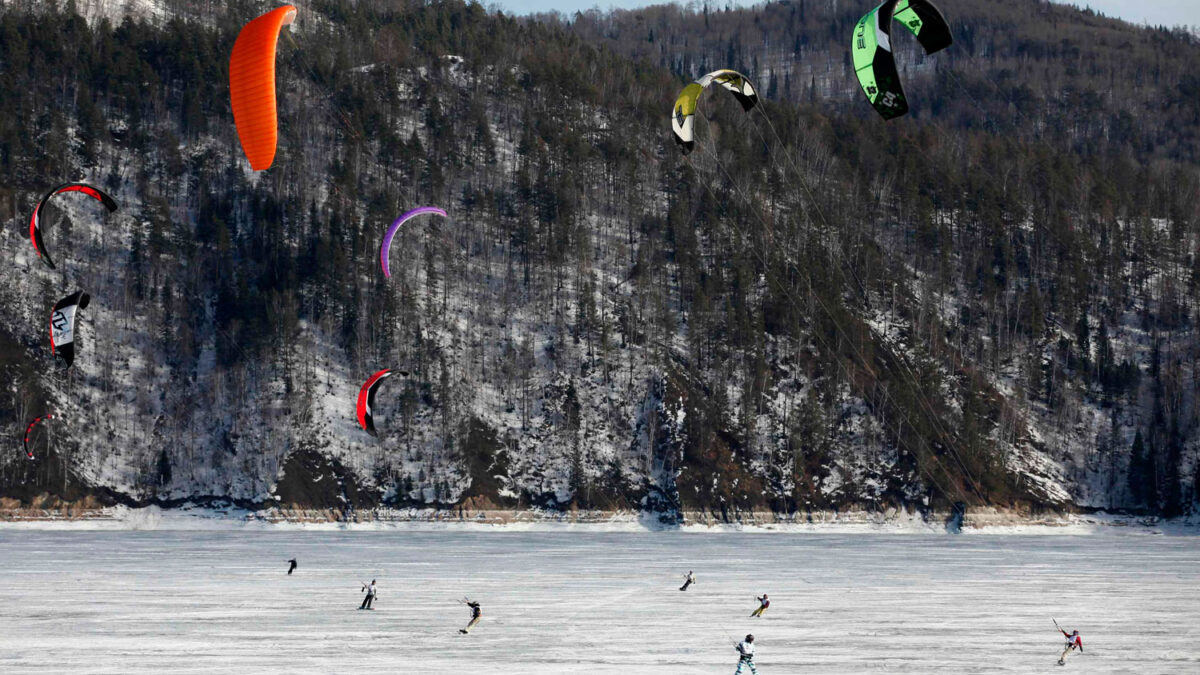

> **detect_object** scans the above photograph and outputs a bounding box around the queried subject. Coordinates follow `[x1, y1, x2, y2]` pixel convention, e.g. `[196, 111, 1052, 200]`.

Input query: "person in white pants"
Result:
[734, 634, 758, 674]
[1058, 628, 1082, 665]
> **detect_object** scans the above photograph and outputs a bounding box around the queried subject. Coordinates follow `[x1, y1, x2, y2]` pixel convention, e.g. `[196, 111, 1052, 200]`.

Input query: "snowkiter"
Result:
[360, 580, 377, 610]
[680, 571, 696, 591]
[459, 600, 482, 634]
[734, 634, 758, 674]
[287, 558, 297, 575]
[750, 594, 769, 617]
[1058, 628, 1082, 665]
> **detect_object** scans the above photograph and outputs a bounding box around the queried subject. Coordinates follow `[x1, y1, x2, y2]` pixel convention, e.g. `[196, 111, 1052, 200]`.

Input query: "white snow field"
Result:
[0, 529, 1197, 674]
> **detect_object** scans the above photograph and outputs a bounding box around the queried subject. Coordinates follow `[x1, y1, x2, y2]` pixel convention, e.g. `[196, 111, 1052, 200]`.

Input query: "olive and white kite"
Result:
[29, 183, 118, 269]
[379, 207, 448, 278]
[50, 291, 90, 369]
[852, 0, 952, 120]
[671, 69, 759, 155]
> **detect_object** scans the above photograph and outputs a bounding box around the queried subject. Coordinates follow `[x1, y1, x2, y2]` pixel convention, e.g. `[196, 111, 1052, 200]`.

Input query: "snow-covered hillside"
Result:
[0, 1, 1196, 520]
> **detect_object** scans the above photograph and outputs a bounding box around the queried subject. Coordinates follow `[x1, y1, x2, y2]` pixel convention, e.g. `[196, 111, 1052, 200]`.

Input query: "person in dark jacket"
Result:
[360, 580, 377, 609]
[459, 600, 482, 634]
[679, 570, 696, 591]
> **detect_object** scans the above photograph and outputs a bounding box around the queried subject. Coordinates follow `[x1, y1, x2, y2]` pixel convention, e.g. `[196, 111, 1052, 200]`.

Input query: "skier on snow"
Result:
[734, 634, 758, 674]
[680, 570, 696, 591]
[1057, 628, 1082, 665]
[459, 599, 482, 634]
[360, 580, 377, 610]
[286, 558, 297, 575]
[750, 594, 769, 617]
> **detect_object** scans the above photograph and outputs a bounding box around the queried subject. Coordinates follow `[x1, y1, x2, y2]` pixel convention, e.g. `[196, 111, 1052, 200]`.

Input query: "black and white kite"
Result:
[50, 291, 90, 368]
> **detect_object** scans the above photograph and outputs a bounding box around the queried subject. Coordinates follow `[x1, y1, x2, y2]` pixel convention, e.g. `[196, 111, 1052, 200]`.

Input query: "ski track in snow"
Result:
[0, 531, 1197, 673]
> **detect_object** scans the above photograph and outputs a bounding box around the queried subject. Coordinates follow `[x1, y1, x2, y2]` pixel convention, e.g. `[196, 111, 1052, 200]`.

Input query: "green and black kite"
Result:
[852, 0, 952, 120]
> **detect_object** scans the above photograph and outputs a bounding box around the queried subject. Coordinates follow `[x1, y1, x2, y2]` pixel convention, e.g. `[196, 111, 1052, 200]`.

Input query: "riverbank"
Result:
[0, 500, 1193, 533]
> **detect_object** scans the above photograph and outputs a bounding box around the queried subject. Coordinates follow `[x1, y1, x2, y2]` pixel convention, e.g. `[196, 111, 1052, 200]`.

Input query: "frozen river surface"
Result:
[0, 528, 1197, 673]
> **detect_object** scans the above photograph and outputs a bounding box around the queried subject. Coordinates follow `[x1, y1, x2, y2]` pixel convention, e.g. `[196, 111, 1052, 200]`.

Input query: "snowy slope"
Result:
[0, 1, 1195, 520]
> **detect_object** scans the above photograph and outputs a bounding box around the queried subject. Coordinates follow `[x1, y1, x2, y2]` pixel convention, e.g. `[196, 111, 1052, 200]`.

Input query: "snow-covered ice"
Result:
[0, 529, 1197, 673]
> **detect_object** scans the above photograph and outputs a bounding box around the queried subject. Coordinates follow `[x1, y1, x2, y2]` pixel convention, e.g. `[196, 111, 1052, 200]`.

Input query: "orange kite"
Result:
[230, 5, 297, 171]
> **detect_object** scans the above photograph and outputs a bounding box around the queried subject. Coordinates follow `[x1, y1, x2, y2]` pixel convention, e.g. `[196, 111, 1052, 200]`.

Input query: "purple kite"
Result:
[379, 207, 447, 278]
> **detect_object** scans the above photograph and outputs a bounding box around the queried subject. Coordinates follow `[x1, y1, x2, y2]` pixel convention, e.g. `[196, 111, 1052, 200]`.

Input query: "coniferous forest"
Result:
[1, 0, 1197, 521]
